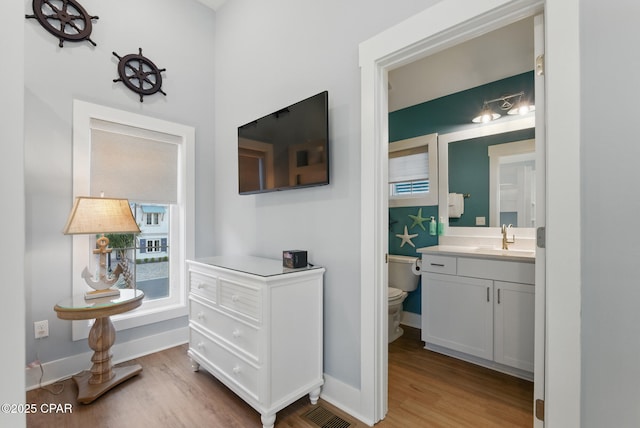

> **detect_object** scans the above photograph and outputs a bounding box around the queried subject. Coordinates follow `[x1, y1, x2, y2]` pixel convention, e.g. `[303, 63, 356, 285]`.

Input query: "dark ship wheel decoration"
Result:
[113, 49, 167, 102]
[25, 0, 98, 47]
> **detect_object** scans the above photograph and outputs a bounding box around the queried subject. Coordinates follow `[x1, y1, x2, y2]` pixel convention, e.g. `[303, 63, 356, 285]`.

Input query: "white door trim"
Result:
[359, 0, 581, 426]
[533, 13, 546, 428]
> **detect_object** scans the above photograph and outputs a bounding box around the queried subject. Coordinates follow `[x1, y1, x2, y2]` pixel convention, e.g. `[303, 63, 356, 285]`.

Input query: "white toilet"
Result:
[388, 254, 420, 343]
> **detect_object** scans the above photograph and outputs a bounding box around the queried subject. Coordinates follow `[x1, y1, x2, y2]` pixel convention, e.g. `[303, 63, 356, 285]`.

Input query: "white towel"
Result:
[448, 193, 464, 218]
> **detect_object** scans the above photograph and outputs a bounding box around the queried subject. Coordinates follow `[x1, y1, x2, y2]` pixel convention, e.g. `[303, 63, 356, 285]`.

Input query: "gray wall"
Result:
[1, 3, 26, 427]
[23, 0, 216, 364]
[21, 0, 436, 395]
[211, 0, 436, 388]
[581, 1, 640, 426]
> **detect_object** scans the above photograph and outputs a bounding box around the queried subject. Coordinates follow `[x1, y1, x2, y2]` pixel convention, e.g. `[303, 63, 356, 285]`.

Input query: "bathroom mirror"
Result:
[437, 115, 536, 228]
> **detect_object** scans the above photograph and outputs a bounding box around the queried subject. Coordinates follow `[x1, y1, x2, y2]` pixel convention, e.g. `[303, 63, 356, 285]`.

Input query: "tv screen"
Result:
[238, 91, 329, 194]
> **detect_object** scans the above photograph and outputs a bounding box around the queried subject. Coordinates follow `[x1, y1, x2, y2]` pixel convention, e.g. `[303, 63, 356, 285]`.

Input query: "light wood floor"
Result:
[26, 326, 532, 427]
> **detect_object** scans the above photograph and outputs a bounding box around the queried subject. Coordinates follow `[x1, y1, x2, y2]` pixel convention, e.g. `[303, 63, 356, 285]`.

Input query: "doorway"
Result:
[355, 0, 582, 426]
[388, 11, 543, 424]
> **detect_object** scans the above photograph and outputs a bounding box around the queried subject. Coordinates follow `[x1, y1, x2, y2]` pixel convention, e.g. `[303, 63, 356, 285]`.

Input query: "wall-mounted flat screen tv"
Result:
[238, 91, 329, 194]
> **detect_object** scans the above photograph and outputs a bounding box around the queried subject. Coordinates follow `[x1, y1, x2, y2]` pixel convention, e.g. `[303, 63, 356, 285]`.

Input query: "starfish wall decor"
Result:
[408, 207, 429, 231]
[395, 225, 418, 248]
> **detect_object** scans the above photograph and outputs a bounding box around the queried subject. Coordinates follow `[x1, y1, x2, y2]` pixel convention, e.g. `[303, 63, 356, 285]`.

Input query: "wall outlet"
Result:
[34, 320, 49, 339]
[475, 216, 486, 226]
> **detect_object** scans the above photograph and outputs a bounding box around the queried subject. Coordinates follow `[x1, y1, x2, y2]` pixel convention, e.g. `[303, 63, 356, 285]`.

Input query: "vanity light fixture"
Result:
[507, 97, 536, 116]
[472, 91, 535, 123]
[472, 102, 502, 123]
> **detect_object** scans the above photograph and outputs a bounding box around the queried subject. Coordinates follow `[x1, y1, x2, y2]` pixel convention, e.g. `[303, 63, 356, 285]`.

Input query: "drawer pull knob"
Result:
[232, 365, 241, 375]
[231, 294, 240, 302]
[197, 311, 205, 321]
[196, 282, 205, 289]
[197, 341, 205, 349]
[232, 329, 241, 338]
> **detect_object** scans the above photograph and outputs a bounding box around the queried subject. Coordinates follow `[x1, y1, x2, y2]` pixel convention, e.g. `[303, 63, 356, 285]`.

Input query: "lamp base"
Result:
[84, 288, 120, 300]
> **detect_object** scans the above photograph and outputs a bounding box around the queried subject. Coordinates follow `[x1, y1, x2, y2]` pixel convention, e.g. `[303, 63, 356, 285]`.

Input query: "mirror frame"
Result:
[437, 114, 535, 233]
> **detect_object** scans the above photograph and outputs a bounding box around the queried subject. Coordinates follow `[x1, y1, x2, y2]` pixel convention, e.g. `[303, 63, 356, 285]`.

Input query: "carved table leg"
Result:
[72, 316, 142, 404]
[88, 316, 115, 383]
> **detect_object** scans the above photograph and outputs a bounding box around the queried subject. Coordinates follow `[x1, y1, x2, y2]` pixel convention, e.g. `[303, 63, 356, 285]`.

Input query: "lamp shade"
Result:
[472, 105, 501, 123]
[63, 196, 141, 235]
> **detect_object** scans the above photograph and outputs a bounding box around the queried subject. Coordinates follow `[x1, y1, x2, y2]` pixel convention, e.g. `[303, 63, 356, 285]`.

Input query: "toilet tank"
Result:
[388, 254, 420, 292]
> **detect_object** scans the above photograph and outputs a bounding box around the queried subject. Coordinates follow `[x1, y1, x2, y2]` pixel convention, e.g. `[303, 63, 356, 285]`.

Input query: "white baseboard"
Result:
[401, 311, 421, 329]
[25, 326, 189, 391]
[320, 374, 372, 426]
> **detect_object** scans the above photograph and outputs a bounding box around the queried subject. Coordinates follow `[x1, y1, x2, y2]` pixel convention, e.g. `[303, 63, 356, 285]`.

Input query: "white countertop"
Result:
[418, 244, 535, 263]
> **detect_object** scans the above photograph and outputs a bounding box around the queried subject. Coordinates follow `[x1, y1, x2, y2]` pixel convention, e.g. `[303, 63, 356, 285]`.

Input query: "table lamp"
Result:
[63, 196, 141, 299]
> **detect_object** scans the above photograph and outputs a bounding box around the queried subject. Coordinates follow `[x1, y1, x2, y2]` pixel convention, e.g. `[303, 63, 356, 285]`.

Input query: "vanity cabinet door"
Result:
[422, 272, 494, 360]
[493, 281, 535, 372]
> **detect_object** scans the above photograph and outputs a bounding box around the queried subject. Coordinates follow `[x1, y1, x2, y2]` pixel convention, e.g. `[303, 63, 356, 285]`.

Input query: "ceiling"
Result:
[195, 0, 228, 11]
[388, 16, 534, 112]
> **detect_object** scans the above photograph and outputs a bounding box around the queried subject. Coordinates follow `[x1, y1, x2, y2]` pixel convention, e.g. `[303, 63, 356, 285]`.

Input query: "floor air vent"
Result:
[303, 405, 351, 428]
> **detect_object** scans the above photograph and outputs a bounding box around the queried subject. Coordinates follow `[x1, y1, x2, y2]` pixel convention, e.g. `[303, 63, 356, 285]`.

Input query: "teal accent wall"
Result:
[389, 206, 439, 314]
[389, 71, 535, 141]
[389, 71, 535, 314]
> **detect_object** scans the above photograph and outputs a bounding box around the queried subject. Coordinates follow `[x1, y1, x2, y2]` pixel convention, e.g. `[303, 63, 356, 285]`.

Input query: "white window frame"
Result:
[71, 100, 194, 341]
[388, 133, 438, 207]
[147, 212, 160, 226]
[146, 239, 162, 253]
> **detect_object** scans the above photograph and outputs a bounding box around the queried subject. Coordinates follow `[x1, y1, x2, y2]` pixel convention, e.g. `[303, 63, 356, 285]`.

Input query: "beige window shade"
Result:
[90, 128, 178, 204]
[388, 145, 429, 184]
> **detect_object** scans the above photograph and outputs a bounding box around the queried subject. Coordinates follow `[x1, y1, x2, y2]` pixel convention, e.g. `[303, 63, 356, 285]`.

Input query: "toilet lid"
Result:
[388, 287, 405, 300]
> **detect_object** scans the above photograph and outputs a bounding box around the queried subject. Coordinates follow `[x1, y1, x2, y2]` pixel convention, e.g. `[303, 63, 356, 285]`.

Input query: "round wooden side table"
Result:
[54, 289, 144, 404]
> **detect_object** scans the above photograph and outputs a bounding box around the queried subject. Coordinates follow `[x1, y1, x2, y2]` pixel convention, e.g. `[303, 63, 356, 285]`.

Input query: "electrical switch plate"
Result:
[475, 216, 486, 226]
[34, 320, 49, 339]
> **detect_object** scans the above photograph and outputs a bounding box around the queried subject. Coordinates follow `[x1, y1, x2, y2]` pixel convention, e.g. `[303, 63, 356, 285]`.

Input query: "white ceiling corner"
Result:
[195, 0, 228, 11]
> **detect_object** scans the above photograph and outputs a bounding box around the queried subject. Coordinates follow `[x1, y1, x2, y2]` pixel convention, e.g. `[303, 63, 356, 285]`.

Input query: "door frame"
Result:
[358, 0, 581, 426]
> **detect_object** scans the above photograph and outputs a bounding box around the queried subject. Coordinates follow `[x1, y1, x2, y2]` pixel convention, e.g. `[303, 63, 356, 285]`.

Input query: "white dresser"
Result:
[187, 256, 325, 428]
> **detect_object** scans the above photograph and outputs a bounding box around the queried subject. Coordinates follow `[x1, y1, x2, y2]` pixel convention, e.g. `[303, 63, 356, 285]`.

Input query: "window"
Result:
[146, 213, 159, 225]
[388, 133, 438, 207]
[71, 100, 194, 340]
[146, 239, 161, 253]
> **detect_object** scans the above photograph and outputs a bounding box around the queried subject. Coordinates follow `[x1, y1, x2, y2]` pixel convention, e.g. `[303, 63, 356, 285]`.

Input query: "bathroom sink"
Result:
[473, 247, 535, 258]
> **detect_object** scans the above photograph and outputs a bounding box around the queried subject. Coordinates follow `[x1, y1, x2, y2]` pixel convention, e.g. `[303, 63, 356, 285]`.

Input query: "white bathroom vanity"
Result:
[418, 245, 535, 379]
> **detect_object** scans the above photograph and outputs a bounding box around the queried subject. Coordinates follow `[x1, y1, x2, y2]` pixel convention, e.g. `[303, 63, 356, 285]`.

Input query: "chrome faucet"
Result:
[501, 224, 516, 250]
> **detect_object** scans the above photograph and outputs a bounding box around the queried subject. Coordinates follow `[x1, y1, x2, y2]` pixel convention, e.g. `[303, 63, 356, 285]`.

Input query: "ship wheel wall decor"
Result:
[26, 0, 98, 47]
[113, 49, 167, 102]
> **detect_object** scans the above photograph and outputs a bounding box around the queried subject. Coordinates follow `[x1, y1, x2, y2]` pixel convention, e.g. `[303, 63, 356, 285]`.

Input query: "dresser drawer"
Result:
[190, 328, 259, 400]
[421, 254, 457, 275]
[189, 297, 259, 360]
[219, 278, 261, 322]
[189, 271, 217, 302]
